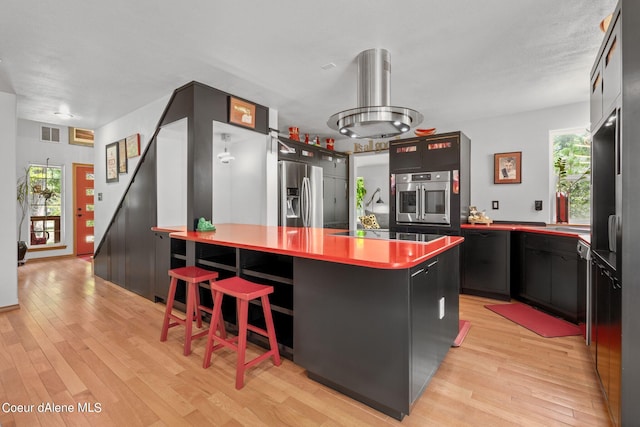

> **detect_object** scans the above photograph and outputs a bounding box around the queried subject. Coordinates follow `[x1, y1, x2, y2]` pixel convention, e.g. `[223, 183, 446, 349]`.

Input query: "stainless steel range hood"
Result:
[327, 48, 423, 139]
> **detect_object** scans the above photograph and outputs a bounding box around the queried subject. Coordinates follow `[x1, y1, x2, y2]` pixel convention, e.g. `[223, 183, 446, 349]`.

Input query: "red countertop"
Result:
[461, 223, 590, 244]
[167, 224, 464, 270]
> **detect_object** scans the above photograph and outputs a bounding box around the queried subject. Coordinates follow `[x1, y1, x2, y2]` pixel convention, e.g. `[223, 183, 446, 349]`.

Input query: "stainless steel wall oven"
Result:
[395, 171, 450, 225]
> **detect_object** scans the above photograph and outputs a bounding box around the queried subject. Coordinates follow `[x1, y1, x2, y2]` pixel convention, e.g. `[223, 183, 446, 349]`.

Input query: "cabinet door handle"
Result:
[411, 268, 425, 277]
[427, 259, 439, 268]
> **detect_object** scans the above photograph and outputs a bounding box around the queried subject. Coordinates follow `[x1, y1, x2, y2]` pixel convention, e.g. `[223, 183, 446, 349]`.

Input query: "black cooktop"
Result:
[331, 230, 443, 242]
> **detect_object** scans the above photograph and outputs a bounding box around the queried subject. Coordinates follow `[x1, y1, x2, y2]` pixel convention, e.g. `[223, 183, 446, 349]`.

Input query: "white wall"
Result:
[212, 122, 272, 225]
[338, 102, 589, 224]
[94, 93, 170, 246]
[15, 119, 94, 260]
[2, 91, 18, 308]
[156, 118, 188, 227]
[349, 151, 389, 229]
[440, 102, 589, 222]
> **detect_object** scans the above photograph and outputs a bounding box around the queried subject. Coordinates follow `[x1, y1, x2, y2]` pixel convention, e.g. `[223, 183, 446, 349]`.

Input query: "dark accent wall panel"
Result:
[94, 81, 270, 301]
[621, 0, 640, 423]
[124, 143, 157, 300]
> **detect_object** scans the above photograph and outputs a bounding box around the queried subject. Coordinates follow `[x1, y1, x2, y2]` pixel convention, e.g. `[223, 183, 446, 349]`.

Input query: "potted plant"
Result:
[554, 157, 590, 223]
[355, 177, 367, 218]
[16, 168, 29, 264]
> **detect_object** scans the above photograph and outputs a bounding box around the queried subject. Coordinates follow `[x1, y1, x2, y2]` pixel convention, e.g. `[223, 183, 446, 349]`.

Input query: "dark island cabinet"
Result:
[461, 229, 511, 300]
[153, 231, 172, 302]
[516, 233, 582, 323]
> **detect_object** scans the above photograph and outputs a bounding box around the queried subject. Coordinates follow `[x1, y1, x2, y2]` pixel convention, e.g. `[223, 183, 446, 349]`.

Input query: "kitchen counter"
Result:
[168, 223, 463, 269]
[162, 223, 462, 420]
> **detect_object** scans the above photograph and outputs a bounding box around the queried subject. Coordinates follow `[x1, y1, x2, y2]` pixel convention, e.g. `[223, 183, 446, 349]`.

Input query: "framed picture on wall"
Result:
[118, 139, 127, 174]
[494, 151, 522, 184]
[229, 96, 256, 129]
[126, 133, 140, 158]
[106, 142, 119, 183]
[68, 127, 95, 146]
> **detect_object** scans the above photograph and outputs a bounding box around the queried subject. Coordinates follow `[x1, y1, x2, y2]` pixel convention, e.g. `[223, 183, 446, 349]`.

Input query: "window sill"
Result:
[28, 245, 67, 252]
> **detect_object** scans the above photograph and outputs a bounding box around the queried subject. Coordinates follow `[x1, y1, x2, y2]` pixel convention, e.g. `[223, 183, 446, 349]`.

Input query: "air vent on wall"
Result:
[40, 125, 61, 143]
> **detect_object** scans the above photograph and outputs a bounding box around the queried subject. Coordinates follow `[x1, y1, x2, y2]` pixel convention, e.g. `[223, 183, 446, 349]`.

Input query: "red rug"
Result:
[485, 303, 582, 338]
[78, 255, 93, 262]
[453, 319, 471, 347]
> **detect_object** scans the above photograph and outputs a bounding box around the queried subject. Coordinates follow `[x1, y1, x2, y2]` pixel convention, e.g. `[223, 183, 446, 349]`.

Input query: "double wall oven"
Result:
[395, 171, 450, 226]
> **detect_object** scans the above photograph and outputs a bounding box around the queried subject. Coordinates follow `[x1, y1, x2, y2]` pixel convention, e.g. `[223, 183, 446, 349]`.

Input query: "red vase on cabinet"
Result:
[556, 192, 569, 223]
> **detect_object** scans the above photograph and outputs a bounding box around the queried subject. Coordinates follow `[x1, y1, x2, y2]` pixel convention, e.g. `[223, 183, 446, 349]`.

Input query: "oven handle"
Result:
[418, 185, 424, 220]
[444, 182, 451, 223]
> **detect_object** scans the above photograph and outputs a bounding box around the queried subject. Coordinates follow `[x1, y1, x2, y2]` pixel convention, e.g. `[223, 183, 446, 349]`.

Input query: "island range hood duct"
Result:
[328, 48, 423, 139]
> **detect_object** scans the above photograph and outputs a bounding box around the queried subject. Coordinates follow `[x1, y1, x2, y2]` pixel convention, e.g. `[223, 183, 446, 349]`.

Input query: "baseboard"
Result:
[0, 304, 20, 313]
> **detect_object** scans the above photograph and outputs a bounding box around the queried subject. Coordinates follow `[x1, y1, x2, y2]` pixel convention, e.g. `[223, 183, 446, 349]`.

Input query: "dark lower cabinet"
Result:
[592, 252, 621, 425]
[153, 231, 171, 302]
[517, 233, 582, 323]
[461, 230, 510, 300]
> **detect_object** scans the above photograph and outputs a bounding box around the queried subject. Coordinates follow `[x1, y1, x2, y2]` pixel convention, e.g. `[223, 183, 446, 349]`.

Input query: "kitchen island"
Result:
[165, 224, 464, 420]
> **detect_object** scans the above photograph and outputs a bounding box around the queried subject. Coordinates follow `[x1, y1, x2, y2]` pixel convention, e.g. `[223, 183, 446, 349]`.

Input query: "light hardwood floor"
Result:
[1, 257, 610, 426]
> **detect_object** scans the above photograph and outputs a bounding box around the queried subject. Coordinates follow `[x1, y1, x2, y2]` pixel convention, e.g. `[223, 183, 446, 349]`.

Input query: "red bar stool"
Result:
[202, 276, 281, 389]
[160, 266, 226, 356]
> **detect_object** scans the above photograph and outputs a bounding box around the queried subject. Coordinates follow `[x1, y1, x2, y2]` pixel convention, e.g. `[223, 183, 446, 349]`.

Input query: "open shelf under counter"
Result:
[196, 243, 238, 272]
[240, 249, 293, 285]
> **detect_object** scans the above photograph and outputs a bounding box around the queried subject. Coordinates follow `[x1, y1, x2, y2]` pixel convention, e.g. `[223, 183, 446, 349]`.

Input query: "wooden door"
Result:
[74, 163, 95, 255]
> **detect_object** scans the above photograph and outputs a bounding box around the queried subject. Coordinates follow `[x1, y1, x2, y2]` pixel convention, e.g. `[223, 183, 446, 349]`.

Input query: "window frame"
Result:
[27, 163, 65, 248]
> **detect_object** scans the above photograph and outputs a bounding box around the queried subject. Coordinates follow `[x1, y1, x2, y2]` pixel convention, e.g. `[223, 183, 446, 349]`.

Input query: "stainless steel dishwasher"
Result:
[577, 239, 591, 345]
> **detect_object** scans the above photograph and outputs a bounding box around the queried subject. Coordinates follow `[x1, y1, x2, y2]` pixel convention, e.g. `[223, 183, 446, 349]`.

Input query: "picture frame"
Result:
[229, 96, 256, 129]
[494, 151, 522, 184]
[106, 142, 119, 183]
[68, 127, 94, 147]
[125, 133, 140, 158]
[118, 139, 127, 174]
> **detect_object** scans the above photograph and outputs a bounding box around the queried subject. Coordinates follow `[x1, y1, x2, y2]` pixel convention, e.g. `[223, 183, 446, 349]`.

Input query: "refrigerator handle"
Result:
[307, 177, 313, 227]
[302, 177, 310, 227]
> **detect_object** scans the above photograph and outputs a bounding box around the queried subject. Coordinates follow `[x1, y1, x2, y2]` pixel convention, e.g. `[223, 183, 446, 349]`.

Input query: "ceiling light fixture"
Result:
[217, 133, 235, 163]
[54, 111, 74, 119]
[328, 48, 423, 139]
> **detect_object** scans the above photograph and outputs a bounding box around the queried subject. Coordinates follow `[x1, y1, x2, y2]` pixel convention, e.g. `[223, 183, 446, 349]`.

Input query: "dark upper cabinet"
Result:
[591, 9, 621, 131]
[389, 139, 424, 172]
[389, 133, 465, 173]
[317, 149, 348, 178]
[461, 229, 511, 300]
[602, 15, 621, 121]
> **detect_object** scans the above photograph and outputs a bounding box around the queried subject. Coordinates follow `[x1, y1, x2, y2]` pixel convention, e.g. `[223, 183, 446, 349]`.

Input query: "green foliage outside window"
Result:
[552, 130, 590, 224]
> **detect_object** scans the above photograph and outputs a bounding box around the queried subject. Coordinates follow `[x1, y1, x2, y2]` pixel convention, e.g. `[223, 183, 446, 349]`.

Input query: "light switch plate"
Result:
[492, 200, 499, 209]
[535, 200, 543, 210]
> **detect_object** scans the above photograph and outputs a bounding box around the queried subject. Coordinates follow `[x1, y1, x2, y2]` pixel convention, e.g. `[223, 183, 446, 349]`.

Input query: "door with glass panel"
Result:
[74, 163, 95, 255]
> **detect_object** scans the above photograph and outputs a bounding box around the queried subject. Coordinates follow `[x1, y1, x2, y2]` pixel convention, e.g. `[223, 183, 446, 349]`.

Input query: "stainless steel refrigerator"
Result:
[278, 160, 323, 227]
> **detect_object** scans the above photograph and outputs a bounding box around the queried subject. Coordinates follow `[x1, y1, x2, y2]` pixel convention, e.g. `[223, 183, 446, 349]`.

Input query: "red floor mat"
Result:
[485, 303, 582, 338]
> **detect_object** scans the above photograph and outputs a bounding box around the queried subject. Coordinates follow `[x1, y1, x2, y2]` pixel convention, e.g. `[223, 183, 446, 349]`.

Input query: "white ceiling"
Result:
[0, 0, 616, 139]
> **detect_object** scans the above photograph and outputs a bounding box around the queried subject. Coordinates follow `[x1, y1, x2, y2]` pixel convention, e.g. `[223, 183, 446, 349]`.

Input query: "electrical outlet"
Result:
[492, 200, 499, 209]
[535, 200, 543, 211]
